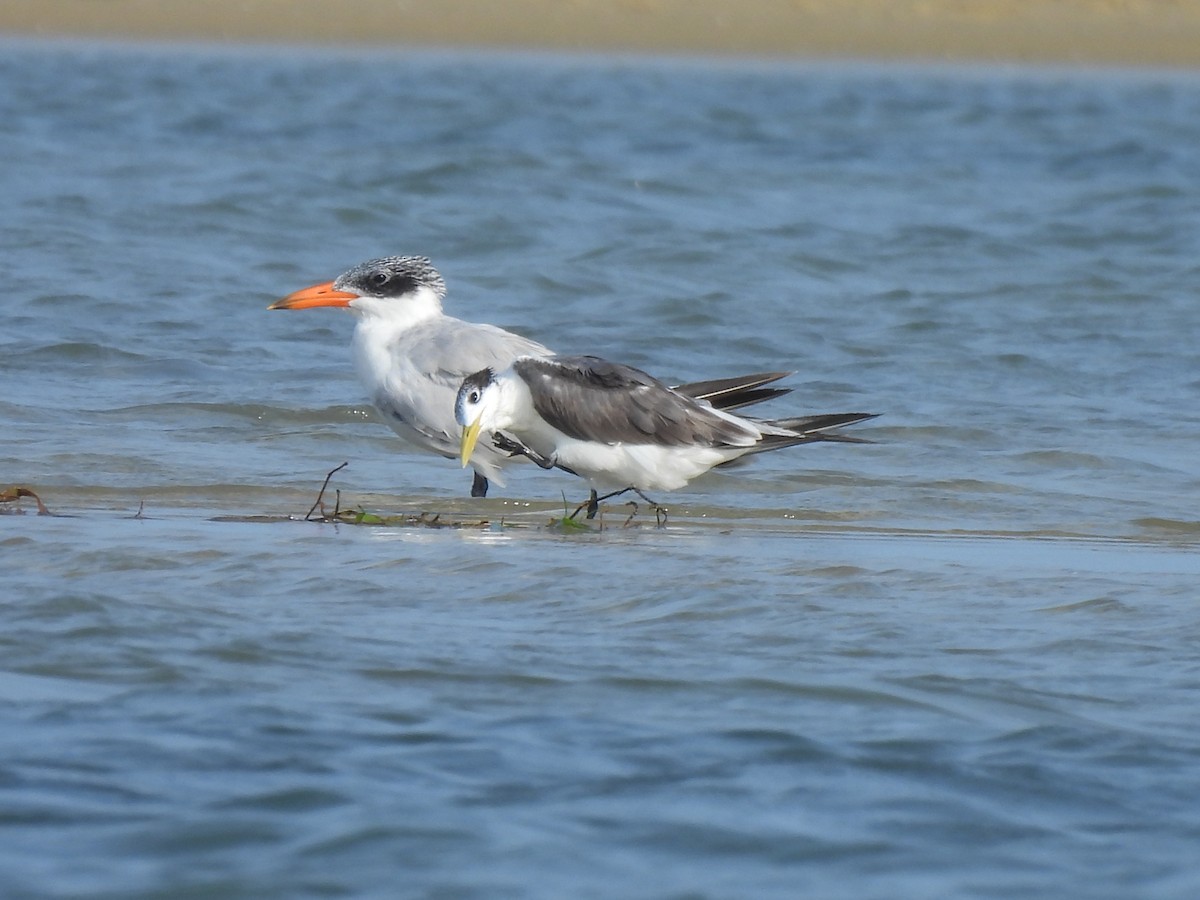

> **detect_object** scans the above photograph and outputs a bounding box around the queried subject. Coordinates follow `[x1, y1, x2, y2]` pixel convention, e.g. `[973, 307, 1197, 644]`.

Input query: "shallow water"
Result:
[3, 40, 1200, 898]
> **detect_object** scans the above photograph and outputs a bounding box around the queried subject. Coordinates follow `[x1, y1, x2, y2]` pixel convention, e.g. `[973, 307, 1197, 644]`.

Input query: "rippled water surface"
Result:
[3, 40, 1200, 898]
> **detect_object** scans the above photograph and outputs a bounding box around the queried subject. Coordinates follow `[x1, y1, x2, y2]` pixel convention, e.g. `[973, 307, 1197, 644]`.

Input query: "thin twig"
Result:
[306, 462, 349, 521]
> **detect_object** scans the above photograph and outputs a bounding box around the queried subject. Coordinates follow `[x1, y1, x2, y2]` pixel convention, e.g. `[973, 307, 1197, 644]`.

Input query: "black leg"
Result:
[470, 472, 488, 497]
[491, 432, 566, 471]
[567, 489, 601, 521]
[567, 490, 593, 520]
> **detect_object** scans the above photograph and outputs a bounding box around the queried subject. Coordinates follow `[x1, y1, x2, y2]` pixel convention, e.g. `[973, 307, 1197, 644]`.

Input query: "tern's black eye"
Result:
[370, 271, 389, 287]
[468, 390, 480, 404]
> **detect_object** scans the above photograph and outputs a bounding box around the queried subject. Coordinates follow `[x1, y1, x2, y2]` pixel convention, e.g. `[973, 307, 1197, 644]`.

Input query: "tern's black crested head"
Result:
[455, 367, 497, 426]
[461, 367, 497, 398]
[334, 255, 447, 300]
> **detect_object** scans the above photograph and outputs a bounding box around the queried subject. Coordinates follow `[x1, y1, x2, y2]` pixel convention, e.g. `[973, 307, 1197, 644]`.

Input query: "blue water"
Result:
[3, 39, 1200, 898]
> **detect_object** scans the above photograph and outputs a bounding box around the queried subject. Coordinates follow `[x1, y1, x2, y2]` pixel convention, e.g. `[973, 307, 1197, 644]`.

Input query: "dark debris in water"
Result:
[307, 507, 492, 529]
[238, 462, 663, 532]
[289, 461, 490, 529]
[1, 467, 661, 532]
[1133, 517, 1200, 535]
[1, 485, 52, 516]
[209, 511, 501, 529]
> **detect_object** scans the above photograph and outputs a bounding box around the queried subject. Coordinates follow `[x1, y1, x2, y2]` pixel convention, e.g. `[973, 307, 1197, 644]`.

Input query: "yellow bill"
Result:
[460, 417, 483, 467]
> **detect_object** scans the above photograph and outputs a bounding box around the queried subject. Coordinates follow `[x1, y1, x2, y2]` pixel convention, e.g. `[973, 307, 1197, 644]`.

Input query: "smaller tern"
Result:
[269, 255, 802, 498]
[456, 355, 876, 518]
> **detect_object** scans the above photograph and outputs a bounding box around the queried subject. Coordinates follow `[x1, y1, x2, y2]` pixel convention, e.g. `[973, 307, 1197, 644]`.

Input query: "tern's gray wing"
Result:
[404, 319, 551, 387]
[374, 318, 551, 457]
[514, 355, 761, 447]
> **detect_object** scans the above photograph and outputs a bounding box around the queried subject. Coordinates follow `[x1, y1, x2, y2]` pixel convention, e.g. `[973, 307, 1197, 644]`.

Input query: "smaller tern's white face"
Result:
[456, 370, 502, 467]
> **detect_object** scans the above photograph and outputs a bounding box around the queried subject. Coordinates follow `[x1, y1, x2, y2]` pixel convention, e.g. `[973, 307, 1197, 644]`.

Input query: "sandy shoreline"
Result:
[3, 0, 1200, 68]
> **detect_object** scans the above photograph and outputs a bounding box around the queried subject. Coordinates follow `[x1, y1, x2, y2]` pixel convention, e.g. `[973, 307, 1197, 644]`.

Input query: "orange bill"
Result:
[268, 281, 356, 310]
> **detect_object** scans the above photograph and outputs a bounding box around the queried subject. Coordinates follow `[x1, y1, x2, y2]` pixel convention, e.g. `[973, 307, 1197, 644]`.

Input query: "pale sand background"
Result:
[3, 0, 1200, 67]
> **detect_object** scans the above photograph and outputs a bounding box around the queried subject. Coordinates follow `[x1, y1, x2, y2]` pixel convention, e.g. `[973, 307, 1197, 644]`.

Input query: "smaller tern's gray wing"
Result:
[514, 355, 761, 448]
